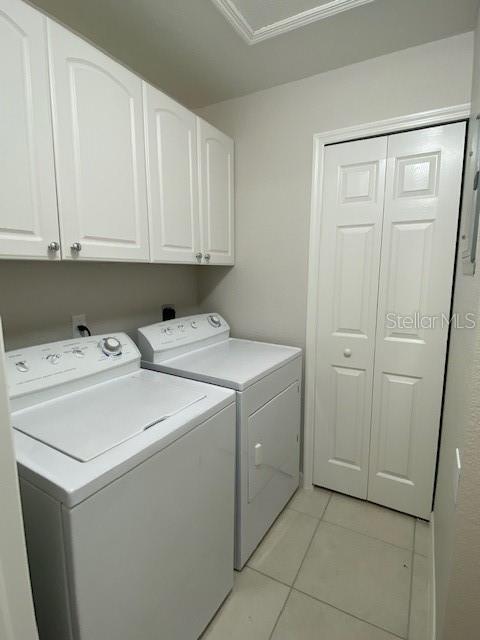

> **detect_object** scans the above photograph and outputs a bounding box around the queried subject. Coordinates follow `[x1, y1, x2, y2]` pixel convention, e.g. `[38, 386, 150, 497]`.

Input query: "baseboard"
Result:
[430, 512, 437, 640]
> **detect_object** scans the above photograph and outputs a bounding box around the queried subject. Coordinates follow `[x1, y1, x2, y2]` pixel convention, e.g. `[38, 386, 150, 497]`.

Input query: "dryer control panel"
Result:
[137, 314, 230, 363]
[7, 333, 140, 410]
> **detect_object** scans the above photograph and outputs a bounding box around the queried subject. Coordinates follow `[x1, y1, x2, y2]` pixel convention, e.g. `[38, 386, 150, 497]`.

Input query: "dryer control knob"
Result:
[101, 337, 122, 356]
[208, 315, 221, 328]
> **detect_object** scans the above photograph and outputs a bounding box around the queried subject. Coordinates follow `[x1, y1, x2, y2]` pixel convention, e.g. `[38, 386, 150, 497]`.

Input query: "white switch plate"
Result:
[453, 447, 462, 505]
[72, 314, 86, 338]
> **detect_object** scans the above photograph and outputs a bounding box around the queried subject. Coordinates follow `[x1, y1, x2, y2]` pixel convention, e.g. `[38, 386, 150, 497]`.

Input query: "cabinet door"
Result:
[0, 0, 60, 260]
[143, 84, 200, 263]
[313, 137, 387, 498]
[48, 20, 149, 262]
[368, 123, 465, 519]
[197, 118, 234, 265]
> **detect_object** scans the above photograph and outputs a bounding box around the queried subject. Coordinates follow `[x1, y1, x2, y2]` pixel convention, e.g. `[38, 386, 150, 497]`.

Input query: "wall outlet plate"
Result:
[453, 447, 462, 505]
[72, 314, 86, 338]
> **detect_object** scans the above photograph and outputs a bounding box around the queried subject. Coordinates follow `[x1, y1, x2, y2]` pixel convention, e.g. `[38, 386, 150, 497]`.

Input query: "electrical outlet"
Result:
[72, 314, 86, 338]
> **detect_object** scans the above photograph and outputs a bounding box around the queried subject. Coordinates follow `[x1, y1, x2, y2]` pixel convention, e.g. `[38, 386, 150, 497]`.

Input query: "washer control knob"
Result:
[165, 327, 173, 335]
[191, 320, 198, 329]
[16, 360, 29, 372]
[46, 353, 61, 365]
[177, 323, 185, 332]
[208, 315, 221, 328]
[100, 337, 122, 356]
[72, 347, 85, 357]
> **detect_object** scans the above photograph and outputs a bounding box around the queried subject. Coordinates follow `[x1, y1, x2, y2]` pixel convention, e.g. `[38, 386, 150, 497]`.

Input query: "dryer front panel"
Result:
[247, 381, 300, 503]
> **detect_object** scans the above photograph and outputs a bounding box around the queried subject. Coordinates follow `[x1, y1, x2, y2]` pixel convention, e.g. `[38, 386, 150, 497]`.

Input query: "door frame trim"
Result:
[303, 103, 471, 490]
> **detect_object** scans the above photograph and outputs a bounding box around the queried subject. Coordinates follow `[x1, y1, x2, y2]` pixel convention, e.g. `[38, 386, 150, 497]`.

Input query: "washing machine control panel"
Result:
[6, 333, 140, 407]
[138, 313, 230, 362]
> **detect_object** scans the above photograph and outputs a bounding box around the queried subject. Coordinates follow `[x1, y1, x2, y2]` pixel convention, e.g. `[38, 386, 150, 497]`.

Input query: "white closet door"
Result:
[368, 122, 465, 518]
[48, 20, 149, 262]
[313, 137, 387, 497]
[143, 83, 200, 263]
[0, 0, 59, 260]
[197, 118, 234, 265]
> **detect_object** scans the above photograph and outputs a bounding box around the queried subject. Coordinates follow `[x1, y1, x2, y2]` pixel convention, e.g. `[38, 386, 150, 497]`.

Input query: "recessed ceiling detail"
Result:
[211, 0, 375, 44]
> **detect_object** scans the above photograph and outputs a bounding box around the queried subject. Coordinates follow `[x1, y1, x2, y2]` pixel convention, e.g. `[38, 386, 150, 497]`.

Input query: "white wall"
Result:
[0, 262, 199, 350]
[197, 33, 474, 349]
[435, 10, 480, 639]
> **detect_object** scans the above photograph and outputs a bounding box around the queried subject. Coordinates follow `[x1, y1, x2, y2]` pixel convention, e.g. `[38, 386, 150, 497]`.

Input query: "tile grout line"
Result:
[248, 562, 405, 639]
[291, 585, 406, 640]
[275, 490, 412, 639]
[321, 516, 416, 553]
[292, 490, 416, 553]
[267, 492, 333, 640]
[247, 565, 292, 589]
[318, 503, 413, 639]
[253, 489, 413, 639]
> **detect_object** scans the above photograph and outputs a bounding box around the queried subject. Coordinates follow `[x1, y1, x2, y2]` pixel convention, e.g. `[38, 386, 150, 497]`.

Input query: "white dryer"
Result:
[138, 314, 302, 569]
[6, 333, 236, 640]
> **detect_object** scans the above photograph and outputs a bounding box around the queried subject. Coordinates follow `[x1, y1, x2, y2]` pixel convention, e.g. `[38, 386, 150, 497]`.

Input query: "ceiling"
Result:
[29, 0, 479, 108]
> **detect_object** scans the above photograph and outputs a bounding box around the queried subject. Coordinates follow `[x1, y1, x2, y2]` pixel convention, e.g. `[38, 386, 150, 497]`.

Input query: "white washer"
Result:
[138, 314, 302, 569]
[6, 333, 236, 640]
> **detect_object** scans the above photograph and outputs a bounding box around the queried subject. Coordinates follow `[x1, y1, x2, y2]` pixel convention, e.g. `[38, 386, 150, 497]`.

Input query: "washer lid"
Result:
[155, 338, 302, 391]
[13, 371, 205, 462]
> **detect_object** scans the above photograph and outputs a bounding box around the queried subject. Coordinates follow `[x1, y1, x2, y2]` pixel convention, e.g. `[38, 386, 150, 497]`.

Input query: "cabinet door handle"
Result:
[195, 251, 203, 261]
[71, 242, 82, 253]
[48, 241, 60, 252]
[343, 348, 352, 358]
[204, 253, 211, 262]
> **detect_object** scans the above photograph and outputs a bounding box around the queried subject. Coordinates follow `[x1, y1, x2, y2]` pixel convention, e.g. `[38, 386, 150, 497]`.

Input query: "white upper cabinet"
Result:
[0, 0, 60, 260]
[48, 20, 150, 262]
[143, 83, 200, 263]
[197, 118, 234, 265]
[1, 1, 234, 265]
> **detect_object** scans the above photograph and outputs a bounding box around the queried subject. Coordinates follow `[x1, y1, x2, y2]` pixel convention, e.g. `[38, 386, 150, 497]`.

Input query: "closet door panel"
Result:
[143, 83, 200, 263]
[368, 122, 466, 518]
[48, 20, 149, 262]
[0, 0, 59, 260]
[313, 138, 387, 497]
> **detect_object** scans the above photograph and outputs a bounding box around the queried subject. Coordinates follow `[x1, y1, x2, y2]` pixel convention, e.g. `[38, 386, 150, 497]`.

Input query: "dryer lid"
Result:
[12, 371, 206, 462]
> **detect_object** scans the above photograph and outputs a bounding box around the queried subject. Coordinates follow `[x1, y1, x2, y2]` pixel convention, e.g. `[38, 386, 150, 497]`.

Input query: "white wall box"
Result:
[0, 0, 60, 260]
[143, 84, 201, 263]
[313, 122, 466, 519]
[47, 20, 150, 262]
[197, 118, 235, 265]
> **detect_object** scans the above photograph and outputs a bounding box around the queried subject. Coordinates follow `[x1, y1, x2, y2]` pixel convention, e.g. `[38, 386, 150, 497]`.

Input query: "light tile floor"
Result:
[202, 488, 432, 640]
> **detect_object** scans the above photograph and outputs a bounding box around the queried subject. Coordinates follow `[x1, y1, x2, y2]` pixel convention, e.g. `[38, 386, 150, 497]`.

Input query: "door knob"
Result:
[204, 253, 211, 262]
[71, 242, 82, 253]
[343, 348, 352, 358]
[195, 251, 203, 261]
[48, 241, 60, 252]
